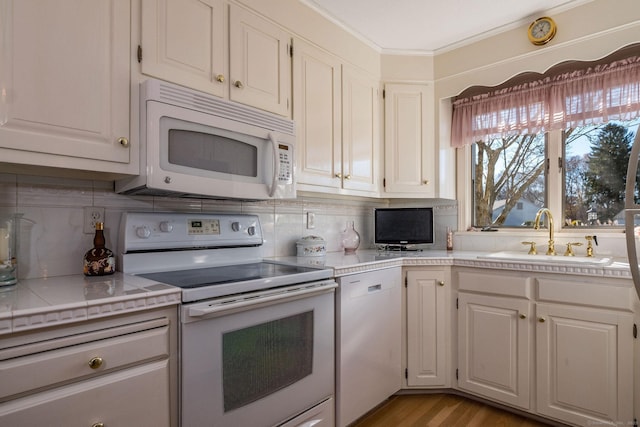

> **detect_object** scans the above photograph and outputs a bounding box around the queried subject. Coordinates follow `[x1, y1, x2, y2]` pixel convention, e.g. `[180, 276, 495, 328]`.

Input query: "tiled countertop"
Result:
[2, 250, 633, 336]
[0, 273, 181, 336]
[273, 249, 633, 279]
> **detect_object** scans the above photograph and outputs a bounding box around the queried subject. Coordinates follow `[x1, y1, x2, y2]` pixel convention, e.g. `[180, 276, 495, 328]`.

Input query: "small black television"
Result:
[374, 207, 434, 248]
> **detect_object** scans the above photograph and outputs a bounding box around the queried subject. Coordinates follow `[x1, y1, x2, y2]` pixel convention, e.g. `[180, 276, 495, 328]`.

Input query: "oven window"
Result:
[168, 129, 258, 177]
[222, 311, 314, 412]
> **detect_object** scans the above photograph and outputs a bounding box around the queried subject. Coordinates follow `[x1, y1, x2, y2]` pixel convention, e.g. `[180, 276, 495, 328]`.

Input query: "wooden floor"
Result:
[351, 394, 553, 427]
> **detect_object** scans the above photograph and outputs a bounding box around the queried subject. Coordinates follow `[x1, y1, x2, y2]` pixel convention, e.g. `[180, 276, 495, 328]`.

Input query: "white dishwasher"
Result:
[336, 267, 402, 427]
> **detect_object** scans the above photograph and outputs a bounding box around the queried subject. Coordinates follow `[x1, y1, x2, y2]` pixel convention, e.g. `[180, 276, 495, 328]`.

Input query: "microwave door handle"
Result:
[268, 132, 279, 197]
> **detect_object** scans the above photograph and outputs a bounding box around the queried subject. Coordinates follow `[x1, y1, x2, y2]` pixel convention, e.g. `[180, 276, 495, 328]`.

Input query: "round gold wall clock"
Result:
[527, 16, 557, 46]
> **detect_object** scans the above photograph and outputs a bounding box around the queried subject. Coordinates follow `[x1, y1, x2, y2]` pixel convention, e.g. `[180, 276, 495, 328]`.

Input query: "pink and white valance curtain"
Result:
[451, 55, 640, 147]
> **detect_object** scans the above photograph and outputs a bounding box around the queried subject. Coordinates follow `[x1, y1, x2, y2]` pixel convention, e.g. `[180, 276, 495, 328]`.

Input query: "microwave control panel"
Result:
[278, 144, 293, 183]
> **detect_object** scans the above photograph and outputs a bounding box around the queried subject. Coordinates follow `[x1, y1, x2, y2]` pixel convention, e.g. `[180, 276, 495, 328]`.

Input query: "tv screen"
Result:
[374, 207, 434, 246]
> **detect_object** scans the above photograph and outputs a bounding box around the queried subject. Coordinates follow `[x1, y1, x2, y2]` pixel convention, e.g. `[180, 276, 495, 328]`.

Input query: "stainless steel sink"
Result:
[478, 251, 613, 266]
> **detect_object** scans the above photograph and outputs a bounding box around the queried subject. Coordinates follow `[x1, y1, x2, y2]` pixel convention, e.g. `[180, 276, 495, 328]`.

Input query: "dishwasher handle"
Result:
[368, 284, 382, 292]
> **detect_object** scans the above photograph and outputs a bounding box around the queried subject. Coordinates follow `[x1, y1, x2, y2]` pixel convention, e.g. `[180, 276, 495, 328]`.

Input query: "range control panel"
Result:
[120, 212, 263, 253]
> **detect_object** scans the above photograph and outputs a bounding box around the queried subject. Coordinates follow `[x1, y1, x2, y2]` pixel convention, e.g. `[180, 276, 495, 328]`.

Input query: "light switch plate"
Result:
[306, 212, 315, 229]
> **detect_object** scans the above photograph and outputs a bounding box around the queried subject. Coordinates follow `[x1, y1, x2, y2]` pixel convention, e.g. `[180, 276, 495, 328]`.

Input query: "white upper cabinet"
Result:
[229, 5, 291, 117]
[140, 0, 291, 117]
[341, 65, 379, 193]
[293, 39, 342, 190]
[293, 39, 379, 196]
[0, 0, 134, 176]
[140, 0, 227, 98]
[383, 83, 435, 197]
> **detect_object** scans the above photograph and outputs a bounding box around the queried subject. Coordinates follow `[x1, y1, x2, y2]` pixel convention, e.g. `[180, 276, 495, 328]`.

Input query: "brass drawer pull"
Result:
[92, 423, 105, 427]
[88, 356, 104, 369]
[519, 313, 527, 319]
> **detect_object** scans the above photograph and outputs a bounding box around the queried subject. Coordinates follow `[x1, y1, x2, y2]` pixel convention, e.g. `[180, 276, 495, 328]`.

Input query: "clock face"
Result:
[528, 17, 557, 45]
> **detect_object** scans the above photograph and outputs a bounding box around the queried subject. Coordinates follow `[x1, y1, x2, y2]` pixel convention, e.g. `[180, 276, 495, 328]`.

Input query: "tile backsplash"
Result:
[0, 173, 458, 280]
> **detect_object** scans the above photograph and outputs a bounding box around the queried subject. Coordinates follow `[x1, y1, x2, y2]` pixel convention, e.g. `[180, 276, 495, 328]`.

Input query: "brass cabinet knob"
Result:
[88, 356, 104, 369]
[92, 423, 105, 427]
[438, 281, 445, 287]
[423, 180, 429, 185]
[234, 80, 243, 89]
[335, 173, 342, 179]
[117, 137, 129, 148]
[538, 317, 546, 323]
[345, 174, 352, 180]
[519, 313, 527, 319]
[215, 74, 225, 83]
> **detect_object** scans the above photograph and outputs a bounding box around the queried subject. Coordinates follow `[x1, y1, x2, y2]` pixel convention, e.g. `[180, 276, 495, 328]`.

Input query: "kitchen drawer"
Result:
[0, 360, 170, 427]
[537, 278, 634, 310]
[0, 318, 169, 401]
[457, 270, 531, 298]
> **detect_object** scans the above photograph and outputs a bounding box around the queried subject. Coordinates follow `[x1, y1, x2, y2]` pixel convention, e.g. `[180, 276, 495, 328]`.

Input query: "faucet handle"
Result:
[522, 241, 537, 255]
[564, 242, 583, 257]
[584, 235, 597, 257]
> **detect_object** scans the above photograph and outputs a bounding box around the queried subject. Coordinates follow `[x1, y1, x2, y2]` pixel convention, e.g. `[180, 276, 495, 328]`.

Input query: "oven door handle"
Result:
[188, 282, 337, 318]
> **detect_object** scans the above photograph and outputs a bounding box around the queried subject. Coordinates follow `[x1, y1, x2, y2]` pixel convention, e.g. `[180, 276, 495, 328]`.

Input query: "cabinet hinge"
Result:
[383, 178, 386, 188]
[455, 368, 458, 380]
[404, 276, 408, 288]
[382, 89, 385, 99]
[633, 418, 637, 427]
[289, 44, 293, 57]
[137, 45, 142, 63]
[405, 368, 408, 379]
[634, 323, 638, 339]
[456, 298, 458, 309]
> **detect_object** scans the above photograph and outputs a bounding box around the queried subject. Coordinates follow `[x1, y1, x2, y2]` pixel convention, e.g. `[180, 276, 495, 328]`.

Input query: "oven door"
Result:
[180, 282, 335, 427]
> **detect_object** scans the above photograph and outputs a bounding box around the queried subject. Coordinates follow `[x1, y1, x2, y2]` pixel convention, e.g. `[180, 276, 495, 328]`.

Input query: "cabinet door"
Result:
[140, 0, 227, 98]
[406, 269, 448, 387]
[536, 304, 634, 426]
[383, 83, 435, 196]
[458, 293, 531, 409]
[0, 0, 131, 171]
[229, 5, 291, 117]
[341, 65, 379, 193]
[292, 39, 341, 190]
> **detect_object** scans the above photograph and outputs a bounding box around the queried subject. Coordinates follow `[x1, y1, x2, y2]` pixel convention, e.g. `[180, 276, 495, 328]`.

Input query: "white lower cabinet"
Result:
[0, 361, 170, 427]
[0, 308, 177, 426]
[536, 304, 635, 426]
[336, 267, 401, 427]
[457, 292, 532, 409]
[405, 268, 450, 388]
[456, 268, 637, 426]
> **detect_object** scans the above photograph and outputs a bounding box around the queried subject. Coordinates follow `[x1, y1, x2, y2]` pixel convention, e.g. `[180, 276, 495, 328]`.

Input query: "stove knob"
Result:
[159, 221, 173, 233]
[247, 226, 256, 236]
[231, 222, 241, 232]
[135, 226, 151, 239]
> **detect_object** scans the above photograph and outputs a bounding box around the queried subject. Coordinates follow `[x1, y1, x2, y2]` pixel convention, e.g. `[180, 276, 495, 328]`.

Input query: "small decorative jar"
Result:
[341, 221, 360, 254]
[296, 235, 327, 257]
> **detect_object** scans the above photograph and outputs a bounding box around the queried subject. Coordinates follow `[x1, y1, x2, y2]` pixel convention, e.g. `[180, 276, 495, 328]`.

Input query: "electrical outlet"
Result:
[306, 212, 315, 229]
[83, 207, 105, 234]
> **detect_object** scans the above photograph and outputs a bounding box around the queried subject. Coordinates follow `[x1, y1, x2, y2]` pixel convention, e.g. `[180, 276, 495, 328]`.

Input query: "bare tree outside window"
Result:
[472, 119, 640, 229]
[472, 134, 546, 227]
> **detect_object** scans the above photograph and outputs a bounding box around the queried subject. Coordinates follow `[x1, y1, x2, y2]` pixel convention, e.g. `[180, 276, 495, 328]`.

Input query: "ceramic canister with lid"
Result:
[296, 235, 327, 257]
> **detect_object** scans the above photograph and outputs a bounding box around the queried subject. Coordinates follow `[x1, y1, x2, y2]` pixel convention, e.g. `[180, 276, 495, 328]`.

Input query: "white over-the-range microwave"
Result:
[116, 78, 296, 200]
